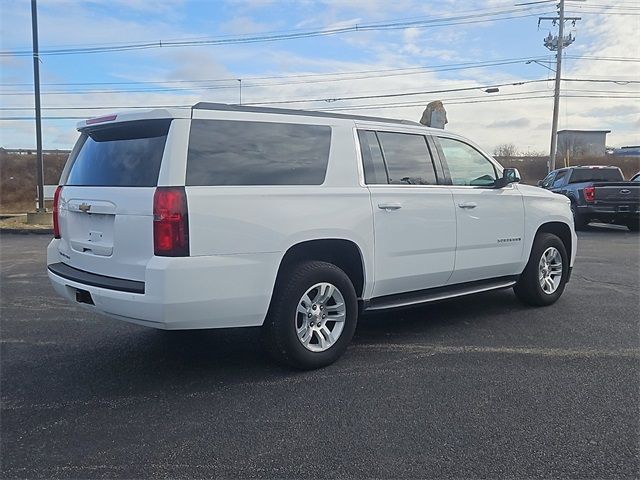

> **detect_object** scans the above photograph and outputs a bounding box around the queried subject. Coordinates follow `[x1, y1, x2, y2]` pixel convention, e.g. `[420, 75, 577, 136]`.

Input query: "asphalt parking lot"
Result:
[1, 227, 639, 479]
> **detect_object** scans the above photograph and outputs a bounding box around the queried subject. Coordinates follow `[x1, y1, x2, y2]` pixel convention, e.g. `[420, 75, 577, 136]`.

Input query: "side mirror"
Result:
[495, 168, 521, 188]
[537, 180, 544, 187]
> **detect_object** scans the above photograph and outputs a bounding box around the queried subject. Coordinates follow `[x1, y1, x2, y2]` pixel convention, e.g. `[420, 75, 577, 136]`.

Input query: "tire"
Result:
[263, 261, 358, 370]
[570, 203, 588, 230]
[626, 219, 639, 232]
[514, 232, 569, 307]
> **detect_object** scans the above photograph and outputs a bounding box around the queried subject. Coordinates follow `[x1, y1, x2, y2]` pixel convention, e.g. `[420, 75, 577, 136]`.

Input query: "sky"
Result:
[1, 0, 639, 153]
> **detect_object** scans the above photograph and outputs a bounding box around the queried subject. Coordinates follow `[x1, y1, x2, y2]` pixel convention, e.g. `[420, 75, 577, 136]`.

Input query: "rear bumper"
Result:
[47, 240, 280, 330]
[48, 262, 145, 294]
[577, 204, 639, 220]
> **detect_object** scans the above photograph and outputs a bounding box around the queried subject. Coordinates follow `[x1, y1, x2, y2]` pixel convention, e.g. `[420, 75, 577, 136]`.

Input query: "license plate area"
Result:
[68, 212, 114, 256]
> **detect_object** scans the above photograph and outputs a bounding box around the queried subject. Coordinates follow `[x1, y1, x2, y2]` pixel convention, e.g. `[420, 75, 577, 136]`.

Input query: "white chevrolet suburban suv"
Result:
[48, 103, 577, 369]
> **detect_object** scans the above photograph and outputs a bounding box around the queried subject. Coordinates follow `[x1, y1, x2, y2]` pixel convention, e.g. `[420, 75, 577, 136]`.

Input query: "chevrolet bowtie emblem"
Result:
[78, 203, 92, 213]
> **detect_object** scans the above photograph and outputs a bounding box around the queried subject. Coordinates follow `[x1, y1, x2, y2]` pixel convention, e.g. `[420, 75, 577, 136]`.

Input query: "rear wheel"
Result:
[263, 261, 358, 370]
[626, 218, 639, 232]
[514, 233, 569, 306]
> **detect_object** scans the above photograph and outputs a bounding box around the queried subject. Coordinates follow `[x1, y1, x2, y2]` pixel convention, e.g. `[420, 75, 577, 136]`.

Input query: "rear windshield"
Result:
[568, 168, 623, 184]
[64, 119, 171, 187]
[186, 119, 331, 186]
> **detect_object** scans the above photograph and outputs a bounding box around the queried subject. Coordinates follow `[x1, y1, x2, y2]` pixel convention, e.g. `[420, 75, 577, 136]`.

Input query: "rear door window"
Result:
[376, 132, 438, 185]
[358, 130, 388, 184]
[186, 119, 331, 186]
[65, 119, 171, 187]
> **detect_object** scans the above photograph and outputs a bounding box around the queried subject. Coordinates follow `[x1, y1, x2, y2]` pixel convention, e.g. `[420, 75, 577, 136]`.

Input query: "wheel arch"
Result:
[273, 238, 367, 299]
[534, 221, 573, 262]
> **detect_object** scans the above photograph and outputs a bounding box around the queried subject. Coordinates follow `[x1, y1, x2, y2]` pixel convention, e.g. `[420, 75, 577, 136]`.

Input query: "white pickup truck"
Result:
[48, 103, 577, 369]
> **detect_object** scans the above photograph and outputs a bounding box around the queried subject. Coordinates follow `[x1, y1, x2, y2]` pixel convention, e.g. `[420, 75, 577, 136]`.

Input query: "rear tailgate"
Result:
[56, 119, 172, 282]
[593, 182, 640, 203]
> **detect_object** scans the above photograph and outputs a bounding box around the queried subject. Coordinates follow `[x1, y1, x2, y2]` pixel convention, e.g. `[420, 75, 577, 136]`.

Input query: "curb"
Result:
[0, 228, 54, 235]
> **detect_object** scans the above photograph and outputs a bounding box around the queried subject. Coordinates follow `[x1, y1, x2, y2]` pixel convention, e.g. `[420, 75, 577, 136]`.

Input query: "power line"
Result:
[243, 79, 552, 105]
[1, 78, 635, 112]
[0, 0, 533, 52]
[564, 55, 640, 62]
[3, 87, 637, 112]
[5, 92, 638, 121]
[0, 56, 553, 88]
[562, 78, 640, 85]
[0, 6, 553, 57]
[329, 94, 639, 110]
[0, 58, 554, 95]
[1, 77, 634, 110]
[320, 90, 640, 111]
[246, 78, 640, 106]
[3, 54, 638, 89]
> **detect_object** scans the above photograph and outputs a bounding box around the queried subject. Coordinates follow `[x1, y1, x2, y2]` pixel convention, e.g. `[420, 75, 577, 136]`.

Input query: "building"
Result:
[612, 146, 640, 157]
[557, 129, 610, 159]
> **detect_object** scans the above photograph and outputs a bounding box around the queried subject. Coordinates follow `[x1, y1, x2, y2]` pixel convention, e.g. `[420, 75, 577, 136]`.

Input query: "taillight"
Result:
[153, 186, 189, 257]
[584, 186, 596, 203]
[53, 185, 63, 239]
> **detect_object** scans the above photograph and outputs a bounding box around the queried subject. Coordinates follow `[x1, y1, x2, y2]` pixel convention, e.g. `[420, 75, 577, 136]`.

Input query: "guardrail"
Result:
[1, 148, 71, 155]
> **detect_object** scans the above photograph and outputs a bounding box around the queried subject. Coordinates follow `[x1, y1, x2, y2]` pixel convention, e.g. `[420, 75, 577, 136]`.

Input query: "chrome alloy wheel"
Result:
[538, 246, 563, 294]
[295, 282, 346, 352]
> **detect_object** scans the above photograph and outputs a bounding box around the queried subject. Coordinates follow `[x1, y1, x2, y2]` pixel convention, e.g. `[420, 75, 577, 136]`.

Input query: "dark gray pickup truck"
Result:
[539, 166, 639, 231]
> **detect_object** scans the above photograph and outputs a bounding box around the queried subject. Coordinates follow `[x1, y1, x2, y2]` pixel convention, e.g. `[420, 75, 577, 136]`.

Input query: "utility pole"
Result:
[238, 79, 242, 105]
[31, 0, 45, 213]
[548, 0, 565, 173]
[539, 0, 580, 172]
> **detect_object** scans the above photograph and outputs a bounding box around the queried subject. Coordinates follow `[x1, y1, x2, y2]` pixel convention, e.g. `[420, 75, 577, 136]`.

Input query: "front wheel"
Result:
[263, 261, 358, 370]
[570, 203, 588, 230]
[514, 233, 569, 306]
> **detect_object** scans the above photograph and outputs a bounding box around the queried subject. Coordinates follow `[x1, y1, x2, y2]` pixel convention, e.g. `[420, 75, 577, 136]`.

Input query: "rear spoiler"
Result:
[77, 108, 189, 131]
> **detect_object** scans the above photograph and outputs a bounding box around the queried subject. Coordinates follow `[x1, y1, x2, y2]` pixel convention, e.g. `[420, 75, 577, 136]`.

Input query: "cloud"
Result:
[219, 16, 282, 35]
[580, 105, 639, 118]
[486, 117, 531, 128]
[1, 0, 639, 152]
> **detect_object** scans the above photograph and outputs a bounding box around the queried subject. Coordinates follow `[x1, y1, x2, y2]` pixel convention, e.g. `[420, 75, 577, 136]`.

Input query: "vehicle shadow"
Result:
[35, 288, 528, 399]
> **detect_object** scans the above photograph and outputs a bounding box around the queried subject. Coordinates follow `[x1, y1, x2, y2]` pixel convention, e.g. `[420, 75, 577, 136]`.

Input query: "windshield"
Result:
[64, 119, 171, 187]
[568, 168, 623, 184]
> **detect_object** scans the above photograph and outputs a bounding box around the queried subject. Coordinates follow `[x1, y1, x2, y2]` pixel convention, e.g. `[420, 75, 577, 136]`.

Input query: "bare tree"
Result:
[522, 147, 546, 157]
[493, 143, 519, 157]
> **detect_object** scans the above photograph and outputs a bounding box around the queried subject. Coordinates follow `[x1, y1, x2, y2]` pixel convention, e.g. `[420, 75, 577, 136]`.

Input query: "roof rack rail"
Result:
[192, 102, 423, 127]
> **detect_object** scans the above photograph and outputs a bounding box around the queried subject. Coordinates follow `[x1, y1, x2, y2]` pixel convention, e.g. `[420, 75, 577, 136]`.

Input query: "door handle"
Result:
[458, 202, 477, 209]
[378, 202, 402, 211]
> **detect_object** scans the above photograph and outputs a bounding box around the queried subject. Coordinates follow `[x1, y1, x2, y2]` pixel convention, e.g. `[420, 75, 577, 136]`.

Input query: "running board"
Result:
[364, 276, 518, 312]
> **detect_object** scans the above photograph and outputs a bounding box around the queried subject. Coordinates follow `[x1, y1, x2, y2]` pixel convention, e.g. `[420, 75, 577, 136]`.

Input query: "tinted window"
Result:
[437, 137, 497, 187]
[65, 119, 170, 187]
[377, 132, 437, 185]
[552, 170, 568, 187]
[187, 120, 331, 186]
[568, 168, 623, 183]
[358, 130, 388, 184]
